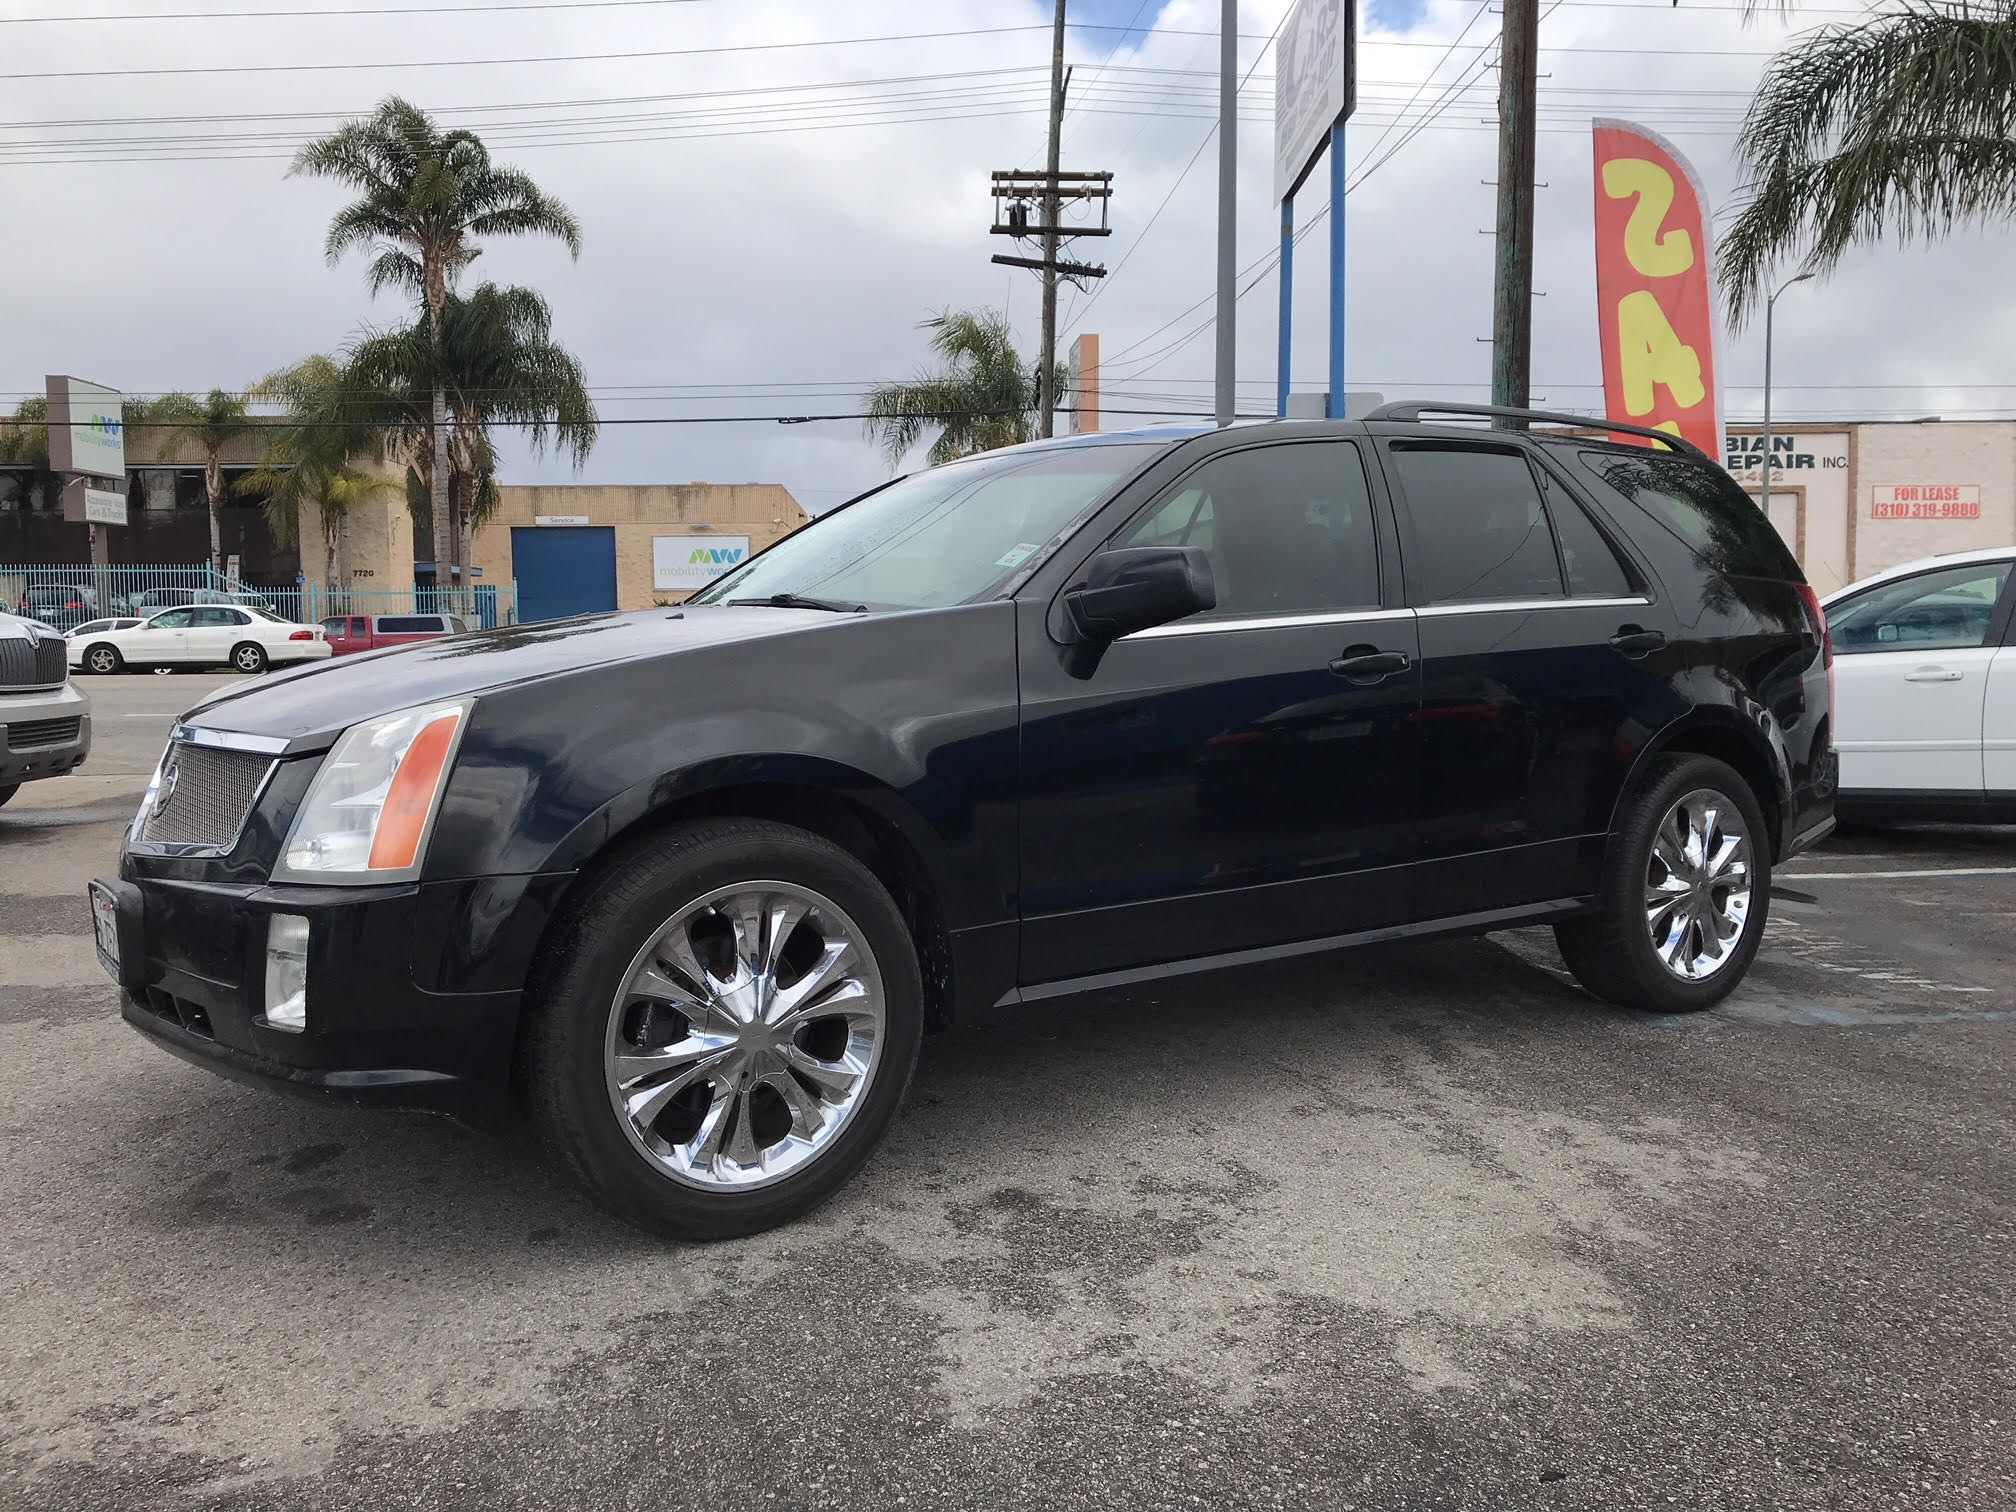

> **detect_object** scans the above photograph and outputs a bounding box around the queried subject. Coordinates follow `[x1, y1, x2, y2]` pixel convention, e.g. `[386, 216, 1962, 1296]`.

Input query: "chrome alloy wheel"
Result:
[604, 882, 886, 1191]
[1644, 788, 1754, 981]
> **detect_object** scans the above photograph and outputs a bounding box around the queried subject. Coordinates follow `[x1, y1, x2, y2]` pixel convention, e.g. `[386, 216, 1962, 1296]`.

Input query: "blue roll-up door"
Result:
[511, 526, 618, 622]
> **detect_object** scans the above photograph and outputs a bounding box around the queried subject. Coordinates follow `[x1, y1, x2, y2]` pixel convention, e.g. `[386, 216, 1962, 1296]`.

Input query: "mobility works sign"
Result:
[653, 534, 749, 592]
[44, 375, 125, 479]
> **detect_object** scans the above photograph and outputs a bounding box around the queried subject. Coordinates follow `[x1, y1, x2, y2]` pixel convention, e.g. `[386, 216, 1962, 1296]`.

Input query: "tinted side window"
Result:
[1830, 562, 2011, 654]
[1390, 446, 1562, 604]
[1114, 441, 1379, 617]
[1549, 492, 1634, 597]
[375, 616, 442, 633]
[149, 609, 193, 629]
[1576, 449, 1798, 579]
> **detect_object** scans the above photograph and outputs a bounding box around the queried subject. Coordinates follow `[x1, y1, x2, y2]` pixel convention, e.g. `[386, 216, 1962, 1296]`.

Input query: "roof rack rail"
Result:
[1360, 400, 1712, 463]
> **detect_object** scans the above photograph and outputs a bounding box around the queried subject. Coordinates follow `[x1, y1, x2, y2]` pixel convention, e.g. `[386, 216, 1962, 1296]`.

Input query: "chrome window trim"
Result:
[1415, 595, 1650, 618]
[171, 723, 291, 755]
[1128, 607, 1407, 640]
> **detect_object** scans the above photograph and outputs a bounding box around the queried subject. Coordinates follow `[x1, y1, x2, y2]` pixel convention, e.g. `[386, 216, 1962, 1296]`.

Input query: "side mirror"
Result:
[1064, 546, 1216, 643]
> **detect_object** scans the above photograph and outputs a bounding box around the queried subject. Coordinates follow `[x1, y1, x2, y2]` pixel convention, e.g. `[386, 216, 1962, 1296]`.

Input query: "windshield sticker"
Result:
[996, 543, 1042, 569]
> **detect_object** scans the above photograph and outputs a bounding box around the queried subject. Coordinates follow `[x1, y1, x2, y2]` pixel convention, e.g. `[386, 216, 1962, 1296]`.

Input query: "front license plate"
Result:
[89, 882, 121, 976]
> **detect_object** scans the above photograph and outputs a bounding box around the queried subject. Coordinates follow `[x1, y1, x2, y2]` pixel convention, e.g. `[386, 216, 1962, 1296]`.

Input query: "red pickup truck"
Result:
[320, 613, 468, 656]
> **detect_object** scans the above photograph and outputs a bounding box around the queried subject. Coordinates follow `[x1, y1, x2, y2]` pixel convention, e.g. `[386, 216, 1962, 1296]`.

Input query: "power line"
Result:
[0, 24, 1284, 82]
[0, 30, 1787, 83]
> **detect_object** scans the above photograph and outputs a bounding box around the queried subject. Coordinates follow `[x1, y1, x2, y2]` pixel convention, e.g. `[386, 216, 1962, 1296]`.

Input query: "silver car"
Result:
[0, 613, 91, 808]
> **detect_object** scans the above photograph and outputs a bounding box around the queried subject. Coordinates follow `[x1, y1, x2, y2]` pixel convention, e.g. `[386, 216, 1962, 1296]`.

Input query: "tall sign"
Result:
[44, 376, 126, 479]
[1274, 0, 1356, 202]
[1273, 0, 1358, 421]
[1591, 121, 1721, 458]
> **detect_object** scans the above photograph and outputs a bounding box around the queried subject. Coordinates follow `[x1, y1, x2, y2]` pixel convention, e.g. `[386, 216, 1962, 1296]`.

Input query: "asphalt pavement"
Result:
[2, 673, 2010, 1511]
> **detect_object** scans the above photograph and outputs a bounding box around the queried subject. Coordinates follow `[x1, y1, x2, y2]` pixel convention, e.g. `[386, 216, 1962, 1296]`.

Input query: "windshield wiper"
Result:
[726, 592, 867, 613]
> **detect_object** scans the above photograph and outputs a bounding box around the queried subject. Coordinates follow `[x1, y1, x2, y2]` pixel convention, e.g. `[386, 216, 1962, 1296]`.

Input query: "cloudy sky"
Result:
[3, 0, 2009, 513]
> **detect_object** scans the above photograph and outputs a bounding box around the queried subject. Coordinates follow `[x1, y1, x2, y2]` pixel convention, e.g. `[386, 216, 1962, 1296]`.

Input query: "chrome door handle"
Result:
[1608, 629, 1667, 657]
[1904, 668, 1964, 682]
[1328, 650, 1411, 681]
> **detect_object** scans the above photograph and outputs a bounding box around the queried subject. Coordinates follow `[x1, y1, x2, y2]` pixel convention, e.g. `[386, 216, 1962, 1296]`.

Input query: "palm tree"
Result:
[291, 96, 582, 589]
[863, 310, 1066, 467]
[1718, 0, 2016, 323]
[346, 282, 598, 582]
[242, 355, 395, 598]
[149, 389, 260, 572]
[0, 398, 52, 509]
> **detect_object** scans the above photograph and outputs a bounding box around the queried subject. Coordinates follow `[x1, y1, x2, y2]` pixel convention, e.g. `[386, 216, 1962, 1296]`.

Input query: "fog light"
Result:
[263, 914, 310, 1032]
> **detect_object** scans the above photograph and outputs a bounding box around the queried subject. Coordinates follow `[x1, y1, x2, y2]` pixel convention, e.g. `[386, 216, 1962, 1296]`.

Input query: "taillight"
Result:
[289, 630, 313, 641]
[1795, 583, 1834, 713]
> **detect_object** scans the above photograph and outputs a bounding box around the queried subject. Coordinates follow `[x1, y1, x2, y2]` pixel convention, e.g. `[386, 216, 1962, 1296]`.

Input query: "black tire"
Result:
[0, 783, 17, 810]
[84, 643, 122, 675]
[230, 642, 268, 674]
[1554, 755, 1772, 1014]
[523, 817, 924, 1240]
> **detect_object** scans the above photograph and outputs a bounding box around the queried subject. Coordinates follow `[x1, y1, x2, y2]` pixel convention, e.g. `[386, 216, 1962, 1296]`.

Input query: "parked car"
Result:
[321, 612, 467, 655]
[1823, 547, 2015, 823]
[92, 405, 1833, 1240]
[15, 584, 103, 632]
[72, 605, 330, 675]
[0, 612, 90, 808]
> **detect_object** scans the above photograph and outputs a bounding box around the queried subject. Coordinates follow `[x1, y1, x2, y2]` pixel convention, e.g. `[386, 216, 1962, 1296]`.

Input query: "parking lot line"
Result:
[1780, 865, 2016, 881]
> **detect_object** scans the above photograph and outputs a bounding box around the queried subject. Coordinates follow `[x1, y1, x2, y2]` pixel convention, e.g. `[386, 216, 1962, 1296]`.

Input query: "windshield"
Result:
[689, 443, 1160, 611]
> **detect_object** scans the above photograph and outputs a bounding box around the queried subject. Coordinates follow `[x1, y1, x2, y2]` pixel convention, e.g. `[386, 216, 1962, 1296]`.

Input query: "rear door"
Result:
[1828, 558, 2013, 795]
[1016, 436, 1420, 983]
[1378, 437, 1674, 914]
[186, 607, 244, 666]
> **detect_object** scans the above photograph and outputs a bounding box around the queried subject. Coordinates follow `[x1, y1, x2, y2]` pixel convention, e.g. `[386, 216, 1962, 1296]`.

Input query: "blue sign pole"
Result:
[1276, 195, 1295, 418]
[1328, 120, 1346, 418]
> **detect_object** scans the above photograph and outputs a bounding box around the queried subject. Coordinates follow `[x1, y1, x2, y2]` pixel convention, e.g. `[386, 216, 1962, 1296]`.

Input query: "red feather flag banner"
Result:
[1591, 119, 1723, 457]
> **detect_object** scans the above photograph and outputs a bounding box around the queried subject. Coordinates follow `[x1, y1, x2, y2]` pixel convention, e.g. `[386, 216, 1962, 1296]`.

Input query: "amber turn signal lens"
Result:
[366, 712, 462, 870]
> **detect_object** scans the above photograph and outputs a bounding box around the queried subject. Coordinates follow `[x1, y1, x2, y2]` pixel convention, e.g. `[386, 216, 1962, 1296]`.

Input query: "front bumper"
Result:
[93, 868, 532, 1112]
[0, 681, 91, 786]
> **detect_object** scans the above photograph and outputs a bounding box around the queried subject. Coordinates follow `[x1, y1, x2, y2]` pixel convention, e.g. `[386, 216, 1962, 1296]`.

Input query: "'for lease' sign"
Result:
[1870, 484, 1980, 522]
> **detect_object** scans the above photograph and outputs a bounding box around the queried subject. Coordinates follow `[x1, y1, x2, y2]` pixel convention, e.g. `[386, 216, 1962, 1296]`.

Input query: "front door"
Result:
[137, 607, 194, 662]
[1017, 437, 1420, 985]
[1829, 558, 2014, 795]
[1379, 439, 1677, 914]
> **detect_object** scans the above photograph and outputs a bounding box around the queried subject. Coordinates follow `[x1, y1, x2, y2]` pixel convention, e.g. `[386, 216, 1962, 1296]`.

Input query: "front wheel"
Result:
[524, 818, 924, 1240]
[1555, 755, 1771, 1014]
[84, 644, 122, 675]
[230, 642, 268, 674]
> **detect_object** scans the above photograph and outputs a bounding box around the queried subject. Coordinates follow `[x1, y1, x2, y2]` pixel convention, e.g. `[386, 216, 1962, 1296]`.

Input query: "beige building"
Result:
[1726, 420, 2016, 596]
[467, 482, 805, 619]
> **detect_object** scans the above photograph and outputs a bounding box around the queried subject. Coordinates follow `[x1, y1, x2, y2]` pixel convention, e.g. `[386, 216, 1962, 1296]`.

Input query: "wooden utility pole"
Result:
[1490, 0, 1539, 411]
[1038, 0, 1068, 439]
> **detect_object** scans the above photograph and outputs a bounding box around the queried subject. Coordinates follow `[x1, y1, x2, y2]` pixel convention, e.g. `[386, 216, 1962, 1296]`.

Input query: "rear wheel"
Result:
[230, 642, 267, 674]
[524, 818, 923, 1240]
[84, 644, 122, 675]
[1555, 755, 1771, 1013]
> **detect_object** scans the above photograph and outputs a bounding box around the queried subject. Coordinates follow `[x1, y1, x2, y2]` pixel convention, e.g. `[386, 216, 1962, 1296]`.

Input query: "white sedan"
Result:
[1823, 546, 2016, 823]
[72, 605, 332, 675]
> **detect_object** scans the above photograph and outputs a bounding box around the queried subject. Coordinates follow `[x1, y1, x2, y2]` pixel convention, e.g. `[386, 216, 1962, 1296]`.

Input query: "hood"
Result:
[181, 605, 844, 750]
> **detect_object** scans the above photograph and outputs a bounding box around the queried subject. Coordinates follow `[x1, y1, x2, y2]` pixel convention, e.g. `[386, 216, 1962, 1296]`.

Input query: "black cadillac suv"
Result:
[92, 404, 1835, 1239]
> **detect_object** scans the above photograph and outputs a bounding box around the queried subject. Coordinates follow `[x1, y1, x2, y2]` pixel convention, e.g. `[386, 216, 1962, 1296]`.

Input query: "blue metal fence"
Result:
[2, 564, 516, 630]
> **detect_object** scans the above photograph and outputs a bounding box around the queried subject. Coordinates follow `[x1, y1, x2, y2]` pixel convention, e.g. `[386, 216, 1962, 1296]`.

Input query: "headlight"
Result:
[273, 699, 470, 883]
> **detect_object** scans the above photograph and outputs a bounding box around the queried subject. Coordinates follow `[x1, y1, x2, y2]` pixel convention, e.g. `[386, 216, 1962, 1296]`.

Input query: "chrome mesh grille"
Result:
[138, 741, 273, 849]
[0, 638, 67, 690]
